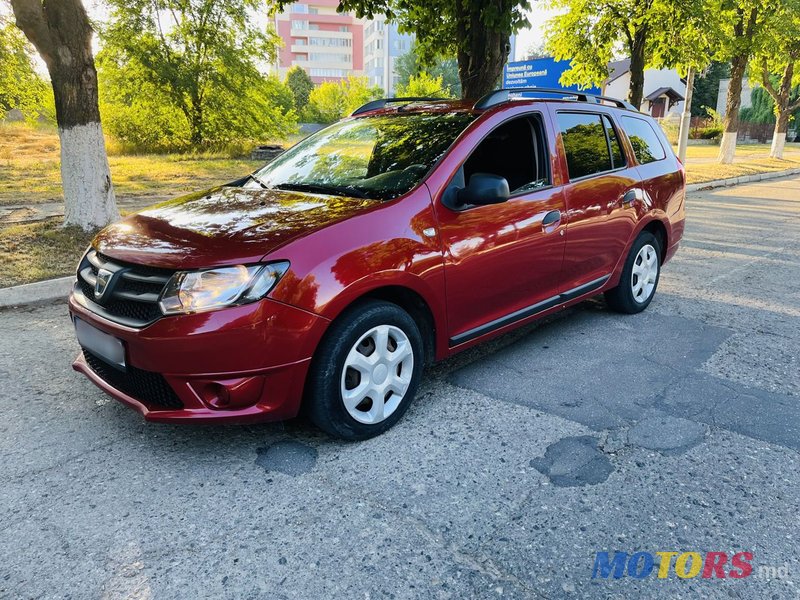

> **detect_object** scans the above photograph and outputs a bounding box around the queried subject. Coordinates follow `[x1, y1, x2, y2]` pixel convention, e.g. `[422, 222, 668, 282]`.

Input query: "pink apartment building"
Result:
[274, 0, 364, 84]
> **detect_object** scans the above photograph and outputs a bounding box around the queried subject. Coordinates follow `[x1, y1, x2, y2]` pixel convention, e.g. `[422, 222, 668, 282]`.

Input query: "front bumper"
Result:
[69, 291, 330, 423]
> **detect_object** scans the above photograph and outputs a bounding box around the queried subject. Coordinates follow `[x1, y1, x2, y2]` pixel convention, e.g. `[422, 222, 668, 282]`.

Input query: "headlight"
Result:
[159, 261, 289, 315]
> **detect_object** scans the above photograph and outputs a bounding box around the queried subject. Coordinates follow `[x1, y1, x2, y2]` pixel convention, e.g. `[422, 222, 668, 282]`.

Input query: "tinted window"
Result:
[604, 116, 626, 168]
[621, 116, 666, 164]
[557, 113, 612, 179]
[249, 112, 476, 200]
[463, 115, 550, 194]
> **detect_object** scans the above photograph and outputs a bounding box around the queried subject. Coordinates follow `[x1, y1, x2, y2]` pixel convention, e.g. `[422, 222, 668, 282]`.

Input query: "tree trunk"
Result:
[770, 111, 790, 159]
[763, 60, 797, 160]
[718, 53, 746, 164]
[10, 0, 118, 230]
[457, 2, 510, 100]
[677, 68, 694, 163]
[628, 29, 648, 108]
[718, 7, 758, 165]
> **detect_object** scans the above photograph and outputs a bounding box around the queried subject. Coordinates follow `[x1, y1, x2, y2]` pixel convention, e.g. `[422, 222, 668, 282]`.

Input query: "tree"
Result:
[0, 20, 52, 123]
[396, 72, 453, 98]
[749, 0, 800, 159]
[523, 42, 548, 60]
[304, 76, 383, 124]
[10, 0, 118, 230]
[286, 65, 314, 112]
[714, 0, 774, 164]
[546, 0, 662, 106]
[271, 0, 529, 99]
[395, 43, 461, 97]
[101, 0, 294, 149]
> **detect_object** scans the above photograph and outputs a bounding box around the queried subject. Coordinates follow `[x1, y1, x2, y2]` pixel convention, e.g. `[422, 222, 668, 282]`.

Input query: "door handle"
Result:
[542, 210, 561, 233]
[621, 189, 637, 204]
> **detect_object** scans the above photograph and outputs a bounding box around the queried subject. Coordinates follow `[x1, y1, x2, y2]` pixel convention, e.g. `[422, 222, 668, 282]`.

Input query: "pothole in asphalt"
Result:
[530, 436, 614, 487]
[627, 415, 707, 455]
[255, 440, 318, 476]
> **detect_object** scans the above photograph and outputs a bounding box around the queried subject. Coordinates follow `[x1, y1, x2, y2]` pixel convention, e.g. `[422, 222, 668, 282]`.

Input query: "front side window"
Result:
[462, 114, 550, 194]
[248, 113, 476, 200]
[620, 116, 666, 164]
[557, 113, 613, 179]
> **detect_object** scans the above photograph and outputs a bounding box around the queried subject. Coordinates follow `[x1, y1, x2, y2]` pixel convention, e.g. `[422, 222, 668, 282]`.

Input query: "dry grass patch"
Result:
[0, 218, 95, 288]
[0, 122, 262, 206]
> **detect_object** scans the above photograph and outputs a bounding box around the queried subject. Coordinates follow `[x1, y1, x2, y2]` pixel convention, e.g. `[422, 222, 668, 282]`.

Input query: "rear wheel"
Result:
[305, 300, 424, 440]
[605, 231, 661, 314]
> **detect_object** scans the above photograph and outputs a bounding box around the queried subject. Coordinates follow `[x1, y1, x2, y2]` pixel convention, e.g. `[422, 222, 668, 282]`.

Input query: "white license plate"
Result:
[74, 318, 126, 370]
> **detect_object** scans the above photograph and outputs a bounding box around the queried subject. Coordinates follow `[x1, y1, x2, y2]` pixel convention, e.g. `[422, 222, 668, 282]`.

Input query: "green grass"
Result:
[0, 218, 96, 288]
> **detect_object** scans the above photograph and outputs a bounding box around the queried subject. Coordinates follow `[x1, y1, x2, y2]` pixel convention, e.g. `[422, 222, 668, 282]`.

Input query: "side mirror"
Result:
[457, 173, 510, 206]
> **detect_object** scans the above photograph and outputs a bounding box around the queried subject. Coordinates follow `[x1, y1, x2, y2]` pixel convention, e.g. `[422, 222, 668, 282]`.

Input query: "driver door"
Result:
[434, 113, 567, 346]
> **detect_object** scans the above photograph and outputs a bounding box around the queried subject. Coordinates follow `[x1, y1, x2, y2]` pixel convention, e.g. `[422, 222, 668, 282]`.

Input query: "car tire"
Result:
[604, 231, 662, 314]
[304, 300, 424, 440]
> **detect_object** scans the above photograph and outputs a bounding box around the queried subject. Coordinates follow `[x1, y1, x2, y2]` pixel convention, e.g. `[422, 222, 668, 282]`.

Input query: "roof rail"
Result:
[351, 97, 447, 116]
[474, 87, 638, 112]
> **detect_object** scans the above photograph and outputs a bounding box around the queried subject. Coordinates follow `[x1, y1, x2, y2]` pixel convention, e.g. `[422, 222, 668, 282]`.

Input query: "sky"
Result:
[515, 4, 557, 60]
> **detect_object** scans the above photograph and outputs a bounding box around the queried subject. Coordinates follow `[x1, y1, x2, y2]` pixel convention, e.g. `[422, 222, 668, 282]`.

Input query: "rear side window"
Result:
[621, 116, 666, 164]
[557, 113, 612, 179]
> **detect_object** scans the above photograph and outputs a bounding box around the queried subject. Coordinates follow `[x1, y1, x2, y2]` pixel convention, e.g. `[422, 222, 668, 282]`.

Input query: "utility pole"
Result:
[677, 68, 695, 163]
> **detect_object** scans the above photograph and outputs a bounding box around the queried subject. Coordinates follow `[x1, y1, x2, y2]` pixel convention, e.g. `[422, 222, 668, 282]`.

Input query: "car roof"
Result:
[351, 90, 641, 119]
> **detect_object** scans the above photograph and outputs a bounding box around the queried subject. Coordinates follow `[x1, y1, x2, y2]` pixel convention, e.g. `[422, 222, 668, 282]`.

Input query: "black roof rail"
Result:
[474, 87, 638, 112]
[350, 97, 447, 116]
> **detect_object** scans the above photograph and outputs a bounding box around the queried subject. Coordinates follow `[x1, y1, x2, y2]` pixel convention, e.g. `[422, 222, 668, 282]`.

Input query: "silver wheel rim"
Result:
[631, 243, 658, 303]
[340, 324, 414, 425]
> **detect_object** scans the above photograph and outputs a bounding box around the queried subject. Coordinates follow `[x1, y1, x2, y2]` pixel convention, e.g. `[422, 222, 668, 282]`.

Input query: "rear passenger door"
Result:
[555, 111, 640, 293]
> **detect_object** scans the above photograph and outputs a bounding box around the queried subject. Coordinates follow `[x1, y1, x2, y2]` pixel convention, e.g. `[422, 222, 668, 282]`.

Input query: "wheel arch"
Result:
[641, 218, 669, 264]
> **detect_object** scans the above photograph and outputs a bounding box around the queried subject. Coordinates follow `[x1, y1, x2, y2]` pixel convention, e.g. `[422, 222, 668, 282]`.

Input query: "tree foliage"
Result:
[740, 86, 776, 124]
[396, 72, 453, 98]
[99, 0, 296, 151]
[303, 76, 383, 124]
[0, 21, 52, 122]
[394, 42, 461, 97]
[269, 0, 530, 99]
[545, 0, 708, 106]
[286, 65, 314, 112]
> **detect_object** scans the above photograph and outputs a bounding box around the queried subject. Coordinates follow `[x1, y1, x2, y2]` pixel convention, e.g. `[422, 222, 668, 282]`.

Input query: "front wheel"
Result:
[304, 300, 424, 440]
[605, 231, 661, 314]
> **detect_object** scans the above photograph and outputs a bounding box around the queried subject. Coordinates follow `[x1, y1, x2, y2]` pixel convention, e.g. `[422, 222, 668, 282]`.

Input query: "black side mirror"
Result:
[456, 173, 510, 206]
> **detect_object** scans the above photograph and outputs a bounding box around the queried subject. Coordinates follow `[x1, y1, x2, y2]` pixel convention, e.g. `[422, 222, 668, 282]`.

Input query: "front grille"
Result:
[83, 349, 184, 410]
[75, 249, 173, 328]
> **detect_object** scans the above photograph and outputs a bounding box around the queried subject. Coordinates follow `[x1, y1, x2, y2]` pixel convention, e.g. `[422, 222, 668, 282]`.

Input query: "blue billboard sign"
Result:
[503, 58, 600, 95]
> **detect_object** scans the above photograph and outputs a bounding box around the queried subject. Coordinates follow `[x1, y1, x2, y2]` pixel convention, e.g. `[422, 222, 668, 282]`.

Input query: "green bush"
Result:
[303, 77, 383, 124]
[698, 126, 723, 140]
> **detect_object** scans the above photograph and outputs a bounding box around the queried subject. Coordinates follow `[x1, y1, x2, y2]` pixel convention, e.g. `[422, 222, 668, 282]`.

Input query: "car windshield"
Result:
[246, 112, 477, 200]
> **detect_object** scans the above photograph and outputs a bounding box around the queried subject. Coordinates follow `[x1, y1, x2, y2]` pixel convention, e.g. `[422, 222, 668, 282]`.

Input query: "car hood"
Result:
[93, 186, 377, 269]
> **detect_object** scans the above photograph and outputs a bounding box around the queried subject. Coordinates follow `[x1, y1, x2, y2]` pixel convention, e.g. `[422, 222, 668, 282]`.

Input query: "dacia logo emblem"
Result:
[95, 268, 113, 300]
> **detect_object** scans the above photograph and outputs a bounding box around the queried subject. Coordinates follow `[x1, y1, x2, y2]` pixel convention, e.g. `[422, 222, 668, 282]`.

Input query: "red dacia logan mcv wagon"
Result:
[70, 88, 686, 439]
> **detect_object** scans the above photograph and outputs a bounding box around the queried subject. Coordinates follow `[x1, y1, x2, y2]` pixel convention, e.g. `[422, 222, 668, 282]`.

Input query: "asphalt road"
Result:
[1, 175, 799, 599]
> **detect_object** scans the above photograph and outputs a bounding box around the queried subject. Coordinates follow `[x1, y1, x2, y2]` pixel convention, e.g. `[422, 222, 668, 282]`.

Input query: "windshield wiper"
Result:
[248, 172, 269, 189]
[273, 182, 369, 199]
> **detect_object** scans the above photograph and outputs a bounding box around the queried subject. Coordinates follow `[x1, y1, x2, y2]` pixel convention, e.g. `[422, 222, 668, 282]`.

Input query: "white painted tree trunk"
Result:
[717, 132, 737, 164]
[60, 122, 119, 230]
[770, 132, 786, 160]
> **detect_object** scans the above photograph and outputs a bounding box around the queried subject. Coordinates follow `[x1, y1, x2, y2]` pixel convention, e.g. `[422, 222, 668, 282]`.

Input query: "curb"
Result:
[0, 276, 74, 309]
[686, 167, 800, 192]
